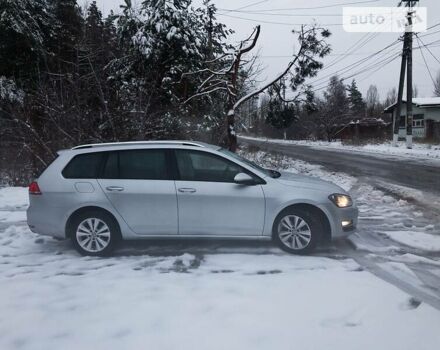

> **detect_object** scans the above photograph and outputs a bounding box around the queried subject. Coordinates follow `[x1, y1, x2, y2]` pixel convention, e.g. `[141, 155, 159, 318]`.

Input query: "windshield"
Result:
[218, 148, 280, 178]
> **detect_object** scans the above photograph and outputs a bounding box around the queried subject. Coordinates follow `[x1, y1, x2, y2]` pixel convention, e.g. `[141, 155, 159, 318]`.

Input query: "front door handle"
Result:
[178, 188, 196, 193]
[106, 186, 124, 192]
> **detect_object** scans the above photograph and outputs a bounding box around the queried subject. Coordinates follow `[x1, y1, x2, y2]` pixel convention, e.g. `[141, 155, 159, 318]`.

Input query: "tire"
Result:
[273, 207, 322, 255]
[69, 210, 120, 256]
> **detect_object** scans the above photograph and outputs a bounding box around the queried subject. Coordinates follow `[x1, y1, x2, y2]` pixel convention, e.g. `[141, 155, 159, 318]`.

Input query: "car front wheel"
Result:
[70, 211, 120, 256]
[273, 208, 321, 254]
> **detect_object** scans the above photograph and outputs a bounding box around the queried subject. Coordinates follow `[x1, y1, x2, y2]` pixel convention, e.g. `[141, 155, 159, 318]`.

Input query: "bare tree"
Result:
[434, 70, 440, 97]
[183, 25, 331, 151]
[366, 85, 380, 117]
[413, 84, 419, 98]
[384, 87, 397, 108]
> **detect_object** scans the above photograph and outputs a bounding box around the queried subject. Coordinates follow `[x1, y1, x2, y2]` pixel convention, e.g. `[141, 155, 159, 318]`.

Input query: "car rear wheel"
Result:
[273, 208, 321, 255]
[70, 211, 120, 256]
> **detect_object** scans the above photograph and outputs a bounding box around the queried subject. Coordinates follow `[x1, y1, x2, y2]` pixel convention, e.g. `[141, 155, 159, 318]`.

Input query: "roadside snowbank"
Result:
[240, 135, 440, 162]
[239, 149, 357, 191]
[0, 186, 28, 210]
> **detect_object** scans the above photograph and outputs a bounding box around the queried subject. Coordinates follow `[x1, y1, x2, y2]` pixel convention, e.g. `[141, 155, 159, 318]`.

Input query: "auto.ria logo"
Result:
[343, 7, 427, 32]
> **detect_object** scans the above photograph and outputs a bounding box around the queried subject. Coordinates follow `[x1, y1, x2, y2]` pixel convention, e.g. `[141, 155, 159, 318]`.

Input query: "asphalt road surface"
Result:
[240, 138, 440, 196]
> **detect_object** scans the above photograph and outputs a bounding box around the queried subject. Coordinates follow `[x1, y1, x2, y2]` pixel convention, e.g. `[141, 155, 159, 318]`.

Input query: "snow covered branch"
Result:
[233, 57, 299, 111]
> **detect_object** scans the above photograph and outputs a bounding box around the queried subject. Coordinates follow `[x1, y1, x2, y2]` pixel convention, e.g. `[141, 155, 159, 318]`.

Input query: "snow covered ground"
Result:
[0, 152, 440, 350]
[2, 157, 440, 348]
[240, 135, 440, 163]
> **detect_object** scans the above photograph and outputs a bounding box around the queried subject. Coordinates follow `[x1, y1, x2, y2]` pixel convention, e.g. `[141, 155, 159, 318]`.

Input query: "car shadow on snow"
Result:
[113, 237, 348, 259]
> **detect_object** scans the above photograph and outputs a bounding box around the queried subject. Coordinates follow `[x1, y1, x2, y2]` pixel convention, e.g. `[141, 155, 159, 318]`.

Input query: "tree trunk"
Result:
[227, 109, 238, 152]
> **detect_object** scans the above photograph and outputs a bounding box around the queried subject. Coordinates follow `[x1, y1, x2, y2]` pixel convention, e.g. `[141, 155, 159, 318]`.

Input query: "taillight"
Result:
[29, 181, 42, 195]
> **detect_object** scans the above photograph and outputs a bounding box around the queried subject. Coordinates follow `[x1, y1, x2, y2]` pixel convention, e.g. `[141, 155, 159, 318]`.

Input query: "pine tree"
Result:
[312, 75, 350, 141]
[47, 0, 83, 71]
[347, 80, 365, 119]
[85, 1, 104, 52]
[108, 0, 232, 140]
[265, 86, 298, 139]
[0, 0, 53, 88]
[324, 76, 349, 118]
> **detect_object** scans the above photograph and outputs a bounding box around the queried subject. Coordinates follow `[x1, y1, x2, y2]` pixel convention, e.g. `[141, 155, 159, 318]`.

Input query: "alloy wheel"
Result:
[76, 218, 111, 253]
[277, 215, 312, 250]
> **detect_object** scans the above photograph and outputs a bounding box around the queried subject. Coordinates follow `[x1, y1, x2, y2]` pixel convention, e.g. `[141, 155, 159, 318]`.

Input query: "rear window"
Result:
[36, 154, 59, 178]
[100, 150, 169, 180]
[62, 153, 104, 179]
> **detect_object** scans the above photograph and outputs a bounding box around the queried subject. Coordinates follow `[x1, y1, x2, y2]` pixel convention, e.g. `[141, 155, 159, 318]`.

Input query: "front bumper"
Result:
[322, 202, 359, 239]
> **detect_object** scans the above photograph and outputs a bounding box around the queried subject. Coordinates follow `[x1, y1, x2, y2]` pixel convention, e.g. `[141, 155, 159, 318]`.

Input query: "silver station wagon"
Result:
[27, 141, 358, 256]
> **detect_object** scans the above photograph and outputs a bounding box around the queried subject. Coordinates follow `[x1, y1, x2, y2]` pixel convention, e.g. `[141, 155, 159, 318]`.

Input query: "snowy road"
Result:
[240, 137, 440, 198]
[2, 150, 440, 349]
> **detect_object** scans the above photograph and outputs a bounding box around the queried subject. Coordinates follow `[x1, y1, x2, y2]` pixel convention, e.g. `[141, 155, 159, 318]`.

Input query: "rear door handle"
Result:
[178, 188, 196, 193]
[106, 186, 124, 192]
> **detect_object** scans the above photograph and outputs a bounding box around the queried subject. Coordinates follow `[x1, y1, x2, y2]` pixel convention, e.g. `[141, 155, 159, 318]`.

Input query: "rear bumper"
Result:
[26, 204, 66, 239]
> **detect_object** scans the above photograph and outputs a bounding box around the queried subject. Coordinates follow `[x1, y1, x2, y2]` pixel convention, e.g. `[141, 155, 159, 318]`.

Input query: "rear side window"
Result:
[102, 152, 118, 179]
[101, 149, 169, 180]
[62, 153, 104, 179]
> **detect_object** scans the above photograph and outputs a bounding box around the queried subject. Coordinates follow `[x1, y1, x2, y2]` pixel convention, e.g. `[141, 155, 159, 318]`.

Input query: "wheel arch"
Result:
[65, 206, 121, 239]
[272, 203, 332, 243]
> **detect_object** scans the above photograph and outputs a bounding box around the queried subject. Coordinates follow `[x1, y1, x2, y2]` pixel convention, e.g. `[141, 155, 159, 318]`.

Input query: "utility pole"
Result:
[405, 4, 414, 149]
[392, 37, 407, 146]
[393, 0, 417, 148]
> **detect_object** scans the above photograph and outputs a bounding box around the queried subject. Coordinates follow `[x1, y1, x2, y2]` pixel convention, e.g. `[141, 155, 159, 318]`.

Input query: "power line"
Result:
[309, 51, 401, 92]
[218, 11, 343, 17]
[228, 0, 269, 12]
[324, 32, 380, 70]
[344, 52, 401, 83]
[306, 38, 402, 91]
[415, 36, 437, 86]
[319, 12, 391, 72]
[418, 29, 440, 39]
[217, 13, 344, 26]
[356, 55, 400, 84]
[415, 34, 440, 65]
[261, 39, 439, 58]
[307, 38, 401, 87]
[261, 52, 385, 57]
[310, 53, 400, 93]
[426, 23, 440, 31]
[219, 0, 382, 12]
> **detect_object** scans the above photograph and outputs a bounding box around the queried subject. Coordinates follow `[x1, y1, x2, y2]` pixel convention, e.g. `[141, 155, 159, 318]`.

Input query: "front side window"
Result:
[62, 152, 104, 179]
[101, 149, 169, 180]
[219, 148, 271, 177]
[175, 150, 246, 183]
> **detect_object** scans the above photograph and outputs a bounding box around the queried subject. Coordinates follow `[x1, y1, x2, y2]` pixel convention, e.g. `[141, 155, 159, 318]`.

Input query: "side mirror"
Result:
[234, 173, 255, 185]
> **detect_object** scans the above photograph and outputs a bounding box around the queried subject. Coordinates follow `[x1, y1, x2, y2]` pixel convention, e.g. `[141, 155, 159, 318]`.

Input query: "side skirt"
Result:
[122, 235, 272, 241]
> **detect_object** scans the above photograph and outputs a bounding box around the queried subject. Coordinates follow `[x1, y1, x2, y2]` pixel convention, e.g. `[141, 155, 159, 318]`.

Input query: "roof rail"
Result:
[71, 140, 205, 150]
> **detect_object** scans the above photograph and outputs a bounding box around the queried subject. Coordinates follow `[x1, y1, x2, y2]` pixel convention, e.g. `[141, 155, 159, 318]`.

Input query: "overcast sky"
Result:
[89, 0, 440, 100]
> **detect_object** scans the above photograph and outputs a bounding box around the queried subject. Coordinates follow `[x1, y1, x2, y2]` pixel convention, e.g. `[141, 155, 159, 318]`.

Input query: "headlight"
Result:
[329, 194, 353, 208]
